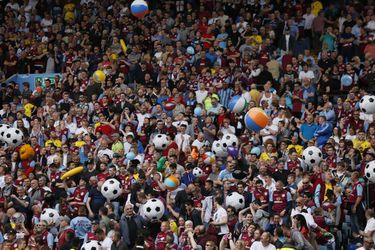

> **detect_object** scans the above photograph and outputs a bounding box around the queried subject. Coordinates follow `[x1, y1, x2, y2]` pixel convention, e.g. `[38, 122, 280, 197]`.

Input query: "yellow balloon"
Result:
[170, 221, 178, 233]
[93, 70, 106, 83]
[64, 11, 75, 21]
[111, 53, 117, 60]
[120, 39, 127, 53]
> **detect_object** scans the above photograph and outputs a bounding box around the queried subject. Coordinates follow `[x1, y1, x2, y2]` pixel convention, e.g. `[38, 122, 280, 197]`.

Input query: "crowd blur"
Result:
[0, 0, 375, 249]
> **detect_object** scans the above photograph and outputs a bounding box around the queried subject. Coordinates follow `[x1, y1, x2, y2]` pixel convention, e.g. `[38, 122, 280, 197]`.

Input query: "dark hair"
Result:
[100, 206, 108, 216]
[185, 199, 194, 207]
[95, 228, 105, 235]
[214, 196, 224, 205]
[205, 179, 213, 186]
[256, 179, 264, 185]
[293, 214, 308, 230]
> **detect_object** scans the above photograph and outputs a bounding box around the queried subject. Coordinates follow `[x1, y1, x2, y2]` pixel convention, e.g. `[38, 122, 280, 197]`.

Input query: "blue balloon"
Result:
[187, 46, 195, 55]
[341, 74, 353, 86]
[194, 107, 202, 117]
[126, 152, 135, 160]
[250, 147, 261, 156]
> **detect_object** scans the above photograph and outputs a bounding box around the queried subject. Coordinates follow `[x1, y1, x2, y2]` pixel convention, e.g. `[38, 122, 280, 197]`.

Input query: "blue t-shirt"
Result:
[218, 169, 233, 180]
[300, 122, 318, 141]
[70, 216, 92, 239]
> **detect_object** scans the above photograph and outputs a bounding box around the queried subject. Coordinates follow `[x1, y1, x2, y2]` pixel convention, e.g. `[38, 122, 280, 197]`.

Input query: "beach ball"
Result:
[164, 175, 180, 191]
[228, 95, 248, 113]
[164, 102, 176, 111]
[194, 107, 202, 117]
[93, 70, 106, 83]
[131, 0, 149, 19]
[202, 151, 215, 165]
[244, 108, 269, 132]
[341, 74, 353, 87]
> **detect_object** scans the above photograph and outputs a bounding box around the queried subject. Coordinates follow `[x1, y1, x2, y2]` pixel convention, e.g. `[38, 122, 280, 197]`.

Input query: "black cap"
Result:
[8, 229, 16, 235]
[92, 219, 99, 224]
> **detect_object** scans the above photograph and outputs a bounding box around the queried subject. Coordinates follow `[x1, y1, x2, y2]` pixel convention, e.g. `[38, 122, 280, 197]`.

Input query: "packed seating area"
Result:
[0, 0, 375, 249]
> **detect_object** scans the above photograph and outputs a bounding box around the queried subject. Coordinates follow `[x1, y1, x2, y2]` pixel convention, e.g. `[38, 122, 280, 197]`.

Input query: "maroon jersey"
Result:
[72, 187, 88, 210]
[292, 89, 304, 113]
[298, 184, 314, 197]
[349, 118, 364, 131]
[240, 232, 255, 250]
[348, 181, 363, 204]
[97, 172, 109, 182]
[156, 231, 172, 250]
[337, 63, 346, 75]
[259, 51, 270, 66]
[272, 190, 288, 214]
[253, 187, 269, 206]
[326, 155, 337, 169]
[286, 159, 301, 172]
[192, 195, 204, 209]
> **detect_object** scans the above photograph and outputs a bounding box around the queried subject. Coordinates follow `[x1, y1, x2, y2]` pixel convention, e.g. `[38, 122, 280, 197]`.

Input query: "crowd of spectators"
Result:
[0, 0, 375, 249]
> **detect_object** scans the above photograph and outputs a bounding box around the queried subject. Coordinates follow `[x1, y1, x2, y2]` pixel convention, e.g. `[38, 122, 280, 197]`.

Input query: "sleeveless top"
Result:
[260, 92, 274, 107]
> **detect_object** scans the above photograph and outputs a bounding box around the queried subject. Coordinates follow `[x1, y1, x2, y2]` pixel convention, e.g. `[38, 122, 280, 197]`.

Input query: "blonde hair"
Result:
[334, 186, 342, 195]
[185, 220, 193, 229]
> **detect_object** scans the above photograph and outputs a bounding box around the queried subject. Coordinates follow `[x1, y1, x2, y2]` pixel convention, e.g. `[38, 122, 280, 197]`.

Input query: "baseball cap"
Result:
[8, 229, 16, 235]
[92, 219, 99, 224]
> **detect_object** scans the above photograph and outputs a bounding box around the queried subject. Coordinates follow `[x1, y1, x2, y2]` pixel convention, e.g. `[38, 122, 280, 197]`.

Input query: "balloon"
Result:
[341, 74, 353, 86]
[244, 108, 269, 132]
[131, 0, 149, 19]
[164, 175, 180, 191]
[126, 152, 135, 160]
[157, 156, 166, 171]
[250, 147, 261, 156]
[164, 102, 176, 111]
[228, 95, 248, 113]
[93, 70, 106, 83]
[187, 46, 195, 55]
[120, 39, 127, 53]
[194, 107, 202, 117]
[227, 146, 239, 158]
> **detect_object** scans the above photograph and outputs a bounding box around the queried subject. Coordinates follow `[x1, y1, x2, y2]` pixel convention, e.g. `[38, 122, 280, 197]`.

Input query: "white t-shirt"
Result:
[100, 237, 113, 250]
[220, 126, 236, 135]
[366, 20, 375, 35]
[364, 217, 375, 243]
[213, 206, 229, 235]
[195, 90, 208, 104]
[175, 133, 191, 151]
[136, 113, 150, 132]
[303, 14, 315, 29]
[192, 139, 205, 150]
[299, 70, 315, 81]
[260, 124, 279, 144]
[250, 241, 276, 250]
